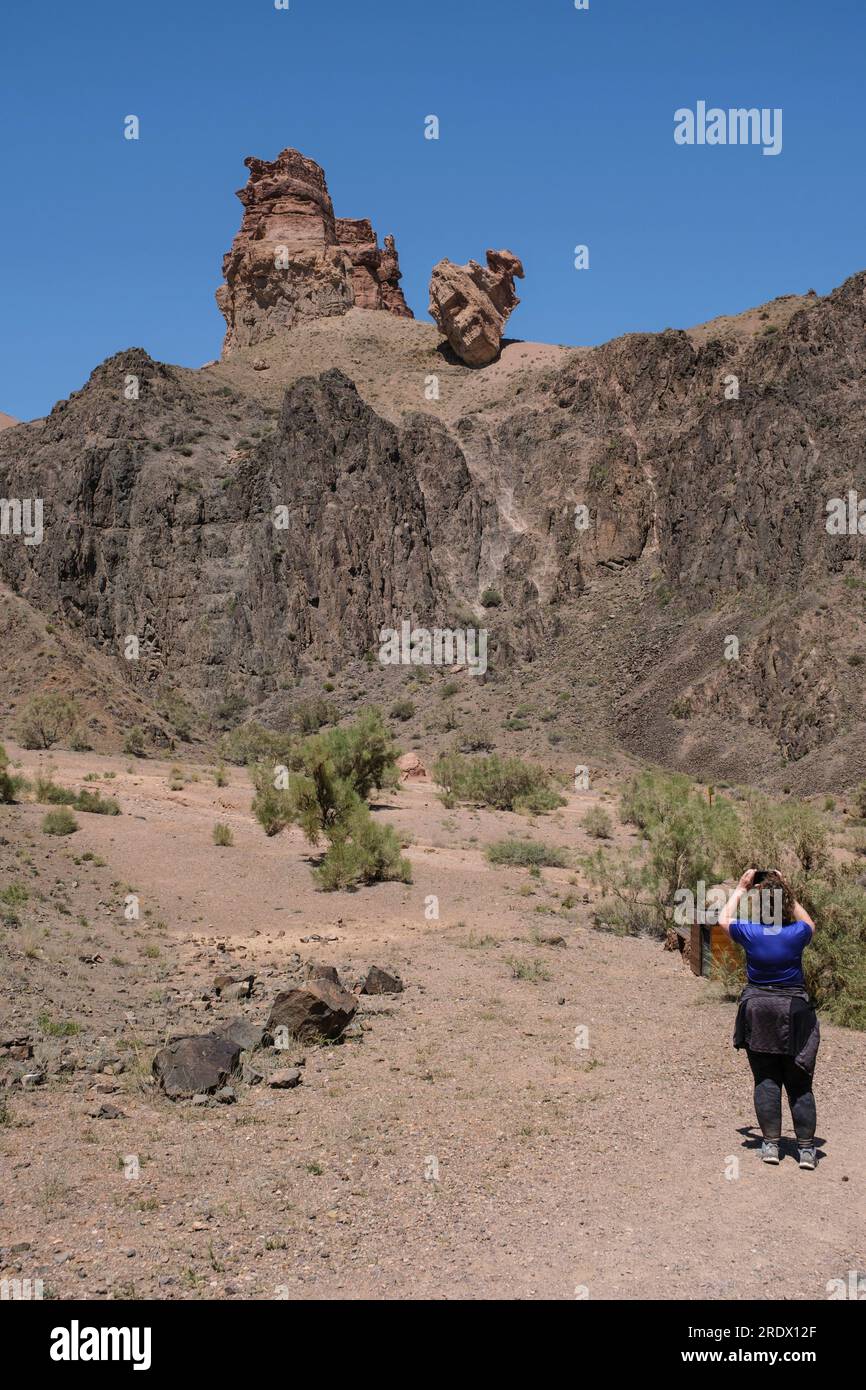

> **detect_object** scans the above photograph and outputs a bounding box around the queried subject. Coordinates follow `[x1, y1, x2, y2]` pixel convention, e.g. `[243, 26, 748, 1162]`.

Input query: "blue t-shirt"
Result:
[728, 920, 812, 986]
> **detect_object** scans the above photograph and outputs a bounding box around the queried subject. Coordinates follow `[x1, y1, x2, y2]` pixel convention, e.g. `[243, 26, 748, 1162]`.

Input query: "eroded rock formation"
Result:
[216, 148, 412, 355]
[429, 248, 524, 366]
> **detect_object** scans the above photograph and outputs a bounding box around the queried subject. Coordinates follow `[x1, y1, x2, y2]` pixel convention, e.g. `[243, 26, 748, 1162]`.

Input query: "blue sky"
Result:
[2, 0, 864, 419]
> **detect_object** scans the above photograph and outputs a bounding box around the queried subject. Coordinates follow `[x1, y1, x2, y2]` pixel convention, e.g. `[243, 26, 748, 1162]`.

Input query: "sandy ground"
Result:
[1, 746, 864, 1301]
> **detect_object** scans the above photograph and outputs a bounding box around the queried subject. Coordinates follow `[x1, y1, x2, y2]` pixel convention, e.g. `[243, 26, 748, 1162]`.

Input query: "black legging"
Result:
[746, 1049, 816, 1145]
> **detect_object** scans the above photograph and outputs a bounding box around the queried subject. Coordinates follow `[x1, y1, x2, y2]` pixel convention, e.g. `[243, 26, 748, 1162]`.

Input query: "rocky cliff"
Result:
[1, 235, 865, 787]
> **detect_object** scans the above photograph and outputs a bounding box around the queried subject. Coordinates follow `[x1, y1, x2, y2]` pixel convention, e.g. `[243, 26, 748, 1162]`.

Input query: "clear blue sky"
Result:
[2, 0, 864, 419]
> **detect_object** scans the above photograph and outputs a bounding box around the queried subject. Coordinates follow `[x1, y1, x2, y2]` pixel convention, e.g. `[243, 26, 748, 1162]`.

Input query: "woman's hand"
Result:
[719, 868, 756, 932]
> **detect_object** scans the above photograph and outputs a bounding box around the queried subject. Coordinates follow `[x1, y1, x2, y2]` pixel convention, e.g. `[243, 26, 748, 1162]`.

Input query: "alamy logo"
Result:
[0, 497, 43, 545]
[378, 620, 487, 676]
[825, 490, 866, 535]
[1, 1277, 44, 1300]
[674, 102, 782, 156]
[49, 1320, 152, 1371]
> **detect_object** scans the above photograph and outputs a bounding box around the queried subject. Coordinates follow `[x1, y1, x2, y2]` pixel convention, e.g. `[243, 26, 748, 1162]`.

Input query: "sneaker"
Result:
[761, 1140, 780, 1165]
[798, 1147, 817, 1170]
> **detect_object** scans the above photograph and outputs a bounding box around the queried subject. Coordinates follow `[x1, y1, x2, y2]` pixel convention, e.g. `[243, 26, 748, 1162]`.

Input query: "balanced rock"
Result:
[266, 979, 357, 1044]
[428, 249, 524, 366]
[152, 1034, 242, 1099]
[216, 148, 412, 355]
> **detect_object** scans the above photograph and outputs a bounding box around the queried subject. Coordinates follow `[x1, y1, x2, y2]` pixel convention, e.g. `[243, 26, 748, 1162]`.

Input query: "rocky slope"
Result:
[1, 249, 864, 789]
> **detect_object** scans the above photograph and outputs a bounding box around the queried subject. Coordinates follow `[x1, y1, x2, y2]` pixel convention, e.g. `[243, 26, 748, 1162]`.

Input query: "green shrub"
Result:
[251, 709, 405, 890]
[74, 789, 120, 816]
[123, 726, 147, 758]
[486, 839, 568, 868]
[213, 822, 234, 847]
[292, 697, 340, 735]
[458, 724, 496, 753]
[156, 688, 197, 741]
[855, 783, 866, 819]
[34, 778, 119, 815]
[582, 807, 613, 839]
[314, 805, 411, 891]
[0, 744, 23, 803]
[389, 700, 416, 722]
[34, 776, 78, 805]
[218, 721, 293, 766]
[433, 752, 565, 814]
[480, 587, 502, 607]
[15, 694, 80, 749]
[42, 807, 79, 836]
[213, 763, 228, 787]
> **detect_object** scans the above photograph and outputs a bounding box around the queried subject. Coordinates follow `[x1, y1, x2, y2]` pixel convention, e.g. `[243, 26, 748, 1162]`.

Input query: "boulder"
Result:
[152, 1034, 243, 1099]
[397, 751, 427, 780]
[266, 980, 357, 1044]
[428, 248, 524, 366]
[359, 965, 404, 995]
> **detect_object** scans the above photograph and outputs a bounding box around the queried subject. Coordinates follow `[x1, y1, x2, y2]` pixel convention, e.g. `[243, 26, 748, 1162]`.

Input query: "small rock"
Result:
[87, 1103, 126, 1120]
[359, 966, 404, 995]
[268, 1068, 302, 1090]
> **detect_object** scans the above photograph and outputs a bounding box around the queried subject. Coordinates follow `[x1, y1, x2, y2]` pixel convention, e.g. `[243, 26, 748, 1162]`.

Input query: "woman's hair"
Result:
[752, 869, 798, 925]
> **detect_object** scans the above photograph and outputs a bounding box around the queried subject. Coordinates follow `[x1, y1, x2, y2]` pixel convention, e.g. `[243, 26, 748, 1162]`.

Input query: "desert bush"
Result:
[314, 805, 411, 891]
[157, 689, 198, 741]
[251, 709, 406, 890]
[0, 744, 23, 803]
[123, 726, 147, 758]
[292, 697, 340, 735]
[582, 807, 613, 839]
[797, 872, 866, 1028]
[486, 839, 568, 868]
[42, 807, 78, 836]
[34, 776, 78, 806]
[480, 587, 502, 607]
[213, 763, 228, 787]
[74, 789, 120, 816]
[213, 822, 234, 847]
[34, 777, 119, 815]
[218, 721, 292, 766]
[389, 700, 416, 722]
[458, 724, 496, 753]
[15, 694, 80, 749]
[855, 782, 866, 818]
[433, 752, 565, 814]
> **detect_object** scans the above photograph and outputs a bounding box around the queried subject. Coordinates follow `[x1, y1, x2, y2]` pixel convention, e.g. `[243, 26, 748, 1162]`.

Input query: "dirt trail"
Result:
[1, 749, 864, 1300]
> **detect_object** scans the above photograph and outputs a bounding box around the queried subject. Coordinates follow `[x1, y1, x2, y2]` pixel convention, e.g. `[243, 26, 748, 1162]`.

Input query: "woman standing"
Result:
[718, 868, 819, 1169]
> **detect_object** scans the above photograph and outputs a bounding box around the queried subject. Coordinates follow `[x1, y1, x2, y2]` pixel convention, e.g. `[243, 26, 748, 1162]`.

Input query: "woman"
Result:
[718, 868, 819, 1169]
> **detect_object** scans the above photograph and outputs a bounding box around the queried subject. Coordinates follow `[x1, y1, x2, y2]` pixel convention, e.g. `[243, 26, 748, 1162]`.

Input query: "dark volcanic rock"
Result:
[359, 966, 404, 995]
[266, 980, 357, 1044]
[152, 1034, 243, 1099]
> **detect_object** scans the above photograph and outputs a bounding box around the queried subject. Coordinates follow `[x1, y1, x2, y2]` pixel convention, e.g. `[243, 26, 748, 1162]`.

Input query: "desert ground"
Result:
[1, 745, 864, 1301]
